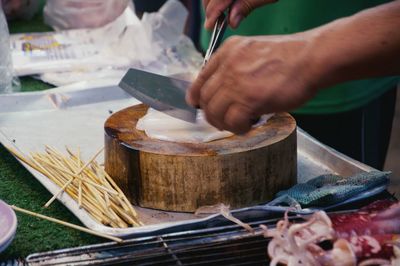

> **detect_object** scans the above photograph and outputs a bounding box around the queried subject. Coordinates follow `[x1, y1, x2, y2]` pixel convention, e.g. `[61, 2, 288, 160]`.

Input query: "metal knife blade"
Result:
[119, 68, 197, 123]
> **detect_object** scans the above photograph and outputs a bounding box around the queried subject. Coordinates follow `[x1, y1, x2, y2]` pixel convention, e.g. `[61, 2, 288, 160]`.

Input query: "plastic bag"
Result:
[0, 3, 19, 93]
[11, 0, 203, 87]
[43, 0, 130, 30]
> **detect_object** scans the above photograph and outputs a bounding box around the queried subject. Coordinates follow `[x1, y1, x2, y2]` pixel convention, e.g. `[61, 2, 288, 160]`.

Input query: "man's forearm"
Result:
[309, 0, 400, 89]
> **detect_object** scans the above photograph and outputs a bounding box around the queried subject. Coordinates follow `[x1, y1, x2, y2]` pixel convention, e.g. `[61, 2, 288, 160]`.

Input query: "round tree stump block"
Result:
[105, 104, 297, 212]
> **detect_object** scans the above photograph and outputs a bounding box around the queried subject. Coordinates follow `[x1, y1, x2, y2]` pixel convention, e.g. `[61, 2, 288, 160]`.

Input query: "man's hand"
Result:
[203, 0, 278, 29]
[186, 34, 320, 134]
[189, 1, 400, 135]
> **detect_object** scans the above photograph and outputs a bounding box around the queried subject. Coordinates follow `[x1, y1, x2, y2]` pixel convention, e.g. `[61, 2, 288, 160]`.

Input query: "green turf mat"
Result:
[0, 4, 103, 260]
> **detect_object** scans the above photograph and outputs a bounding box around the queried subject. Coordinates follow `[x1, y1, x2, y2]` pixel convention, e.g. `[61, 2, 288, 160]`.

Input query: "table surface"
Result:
[0, 10, 101, 261]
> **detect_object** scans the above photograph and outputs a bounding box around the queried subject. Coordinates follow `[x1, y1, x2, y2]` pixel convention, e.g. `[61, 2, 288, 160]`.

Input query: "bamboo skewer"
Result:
[43, 147, 104, 208]
[44, 176, 74, 207]
[5, 145, 141, 228]
[77, 147, 83, 208]
[102, 169, 140, 219]
[76, 147, 104, 175]
[11, 205, 124, 243]
[6, 147, 111, 224]
[34, 158, 118, 195]
[78, 180, 82, 208]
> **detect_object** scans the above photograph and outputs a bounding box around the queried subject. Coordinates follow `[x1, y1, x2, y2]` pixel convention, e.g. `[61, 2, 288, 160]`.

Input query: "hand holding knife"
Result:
[118, 1, 259, 127]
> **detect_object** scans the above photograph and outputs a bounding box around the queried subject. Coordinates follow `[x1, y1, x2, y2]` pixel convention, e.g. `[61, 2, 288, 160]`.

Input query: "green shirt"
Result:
[200, 0, 399, 114]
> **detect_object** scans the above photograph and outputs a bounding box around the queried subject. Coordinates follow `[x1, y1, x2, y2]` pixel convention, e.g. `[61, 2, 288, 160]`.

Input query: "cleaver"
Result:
[119, 68, 197, 123]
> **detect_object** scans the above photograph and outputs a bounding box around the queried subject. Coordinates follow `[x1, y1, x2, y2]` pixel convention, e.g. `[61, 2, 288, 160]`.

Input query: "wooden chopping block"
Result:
[104, 104, 297, 212]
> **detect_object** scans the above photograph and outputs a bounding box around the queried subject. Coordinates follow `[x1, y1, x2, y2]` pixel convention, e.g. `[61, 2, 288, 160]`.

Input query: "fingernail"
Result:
[231, 14, 243, 28]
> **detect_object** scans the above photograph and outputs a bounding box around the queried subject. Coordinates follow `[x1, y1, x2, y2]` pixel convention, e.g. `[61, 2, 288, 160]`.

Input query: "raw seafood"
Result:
[262, 200, 400, 265]
[137, 108, 273, 143]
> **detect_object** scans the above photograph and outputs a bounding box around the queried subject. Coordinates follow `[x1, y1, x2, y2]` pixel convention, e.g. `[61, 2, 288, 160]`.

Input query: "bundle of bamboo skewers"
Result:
[7, 146, 142, 228]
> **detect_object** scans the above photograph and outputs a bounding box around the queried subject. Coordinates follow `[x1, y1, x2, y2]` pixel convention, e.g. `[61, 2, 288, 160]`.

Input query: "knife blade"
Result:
[119, 68, 197, 123]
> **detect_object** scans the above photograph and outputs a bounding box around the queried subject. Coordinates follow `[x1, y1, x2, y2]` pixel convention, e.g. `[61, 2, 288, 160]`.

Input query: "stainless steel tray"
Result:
[0, 85, 376, 238]
[18, 128, 378, 238]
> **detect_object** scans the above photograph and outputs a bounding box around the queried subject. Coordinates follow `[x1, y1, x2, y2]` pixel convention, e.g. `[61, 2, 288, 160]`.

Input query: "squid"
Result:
[136, 108, 274, 143]
[262, 200, 400, 266]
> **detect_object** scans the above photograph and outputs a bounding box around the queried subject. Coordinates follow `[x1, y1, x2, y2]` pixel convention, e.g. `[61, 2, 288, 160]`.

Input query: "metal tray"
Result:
[0, 85, 376, 238]
[14, 129, 377, 238]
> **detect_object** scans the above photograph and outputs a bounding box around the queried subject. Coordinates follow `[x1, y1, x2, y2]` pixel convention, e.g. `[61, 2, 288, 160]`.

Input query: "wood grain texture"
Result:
[105, 104, 297, 212]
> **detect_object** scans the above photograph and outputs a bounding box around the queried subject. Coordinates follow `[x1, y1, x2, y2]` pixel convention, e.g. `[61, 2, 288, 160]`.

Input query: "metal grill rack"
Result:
[26, 217, 291, 266]
[25, 192, 394, 265]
